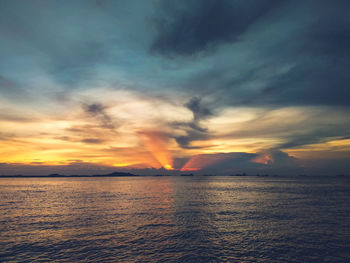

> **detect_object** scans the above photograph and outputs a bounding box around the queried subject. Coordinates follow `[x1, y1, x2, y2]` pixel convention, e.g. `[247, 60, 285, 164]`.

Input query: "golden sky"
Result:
[1, 88, 349, 175]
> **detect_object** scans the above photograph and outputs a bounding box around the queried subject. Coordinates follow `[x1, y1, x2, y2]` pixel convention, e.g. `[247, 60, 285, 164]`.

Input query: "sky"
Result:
[0, 0, 349, 175]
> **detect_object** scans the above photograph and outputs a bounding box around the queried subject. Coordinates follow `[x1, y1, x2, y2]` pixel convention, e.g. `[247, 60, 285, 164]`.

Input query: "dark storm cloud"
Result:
[253, 58, 350, 106]
[187, 150, 299, 175]
[186, 97, 212, 121]
[261, 150, 297, 166]
[85, 103, 105, 115]
[256, 0, 350, 107]
[151, 0, 279, 57]
[174, 130, 208, 149]
[168, 1, 350, 107]
[173, 97, 213, 148]
[83, 103, 116, 130]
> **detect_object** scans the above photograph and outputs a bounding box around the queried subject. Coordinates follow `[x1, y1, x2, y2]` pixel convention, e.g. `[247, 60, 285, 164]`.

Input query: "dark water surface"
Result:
[1, 176, 349, 262]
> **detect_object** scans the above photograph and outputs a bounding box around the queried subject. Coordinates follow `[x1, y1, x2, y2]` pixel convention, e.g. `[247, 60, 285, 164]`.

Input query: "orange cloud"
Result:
[252, 153, 273, 165]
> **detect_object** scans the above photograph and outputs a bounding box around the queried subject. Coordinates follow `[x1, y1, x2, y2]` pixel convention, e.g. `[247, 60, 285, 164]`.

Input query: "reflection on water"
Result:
[1, 176, 349, 262]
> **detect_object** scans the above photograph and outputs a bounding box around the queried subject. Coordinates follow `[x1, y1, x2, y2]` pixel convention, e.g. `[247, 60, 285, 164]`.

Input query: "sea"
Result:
[0, 176, 349, 262]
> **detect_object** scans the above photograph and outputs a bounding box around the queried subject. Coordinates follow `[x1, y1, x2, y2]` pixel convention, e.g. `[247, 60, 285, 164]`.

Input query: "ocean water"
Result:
[0, 176, 349, 263]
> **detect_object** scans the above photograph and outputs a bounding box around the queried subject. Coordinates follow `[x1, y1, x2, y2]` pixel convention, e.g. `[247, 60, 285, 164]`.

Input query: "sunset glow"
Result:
[0, 0, 349, 176]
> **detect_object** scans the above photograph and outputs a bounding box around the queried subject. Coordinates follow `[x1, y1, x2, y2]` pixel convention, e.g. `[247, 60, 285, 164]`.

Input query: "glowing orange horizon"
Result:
[139, 131, 174, 170]
[0, 99, 348, 174]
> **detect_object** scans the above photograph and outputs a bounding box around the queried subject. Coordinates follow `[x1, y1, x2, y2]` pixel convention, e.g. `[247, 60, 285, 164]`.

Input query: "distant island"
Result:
[0, 172, 196, 177]
[0, 172, 139, 178]
[1, 172, 251, 177]
[0, 172, 348, 178]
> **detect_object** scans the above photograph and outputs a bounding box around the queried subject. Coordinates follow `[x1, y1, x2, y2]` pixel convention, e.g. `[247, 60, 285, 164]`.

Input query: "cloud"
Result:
[185, 97, 212, 121]
[173, 1, 350, 108]
[173, 97, 213, 148]
[81, 138, 105, 144]
[205, 106, 350, 152]
[0, 0, 349, 175]
[83, 103, 116, 130]
[0, 132, 16, 141]
[0, 112, 37, 123]
[174, 131, 208, 149]
[181, 150, 300, 175]
[182, 152, 256, 171]
[253, 149, 297, 167]
[150, 0, 280, 57]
